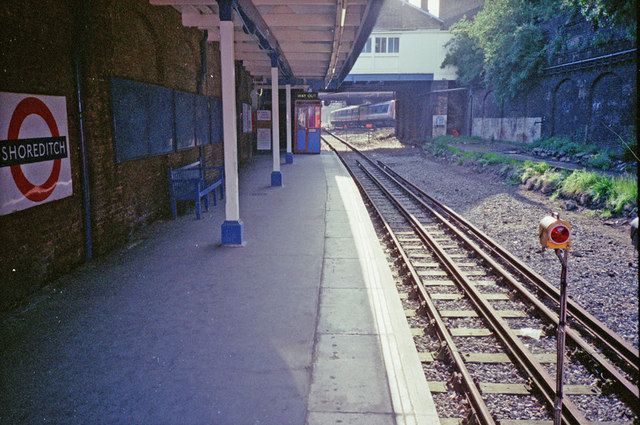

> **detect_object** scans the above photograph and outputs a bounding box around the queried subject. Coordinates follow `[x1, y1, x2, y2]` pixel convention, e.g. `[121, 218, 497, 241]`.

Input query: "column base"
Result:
[271, 171, 283, 187]
[285, 152, 294, 164]
[221, 220, 244, 246]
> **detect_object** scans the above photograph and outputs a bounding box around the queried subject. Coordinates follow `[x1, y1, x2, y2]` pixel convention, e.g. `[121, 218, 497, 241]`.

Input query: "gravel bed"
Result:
[444, 317, 486, 328]
[423, 360, 454, 381]
[337, 129, 638, 348]
[402, 297, 421, 310]
[474, 283, 510, 293]
[407, 315, 430, 328]
[504, 317, 546, 329]
[522, 336, 558, 354]
[414, 335, 441, 352]
[543, 361, 597, 385]
[441, 248, 468, 256]
[484, 394, 551, 420]
[432, 392, 471, 419]
[489, 300, 528, 311]
[344, 131, 637, 421]
[568, 394, 636, 422]
[466, 362, 528, 384]
[453, 336, 504, 353]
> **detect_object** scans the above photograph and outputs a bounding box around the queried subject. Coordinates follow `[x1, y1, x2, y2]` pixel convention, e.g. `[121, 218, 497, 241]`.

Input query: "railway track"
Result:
[321, 131, 639, 425]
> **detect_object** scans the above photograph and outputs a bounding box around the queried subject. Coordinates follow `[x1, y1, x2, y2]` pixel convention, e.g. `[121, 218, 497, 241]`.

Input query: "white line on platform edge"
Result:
[326, 153, 440, 425]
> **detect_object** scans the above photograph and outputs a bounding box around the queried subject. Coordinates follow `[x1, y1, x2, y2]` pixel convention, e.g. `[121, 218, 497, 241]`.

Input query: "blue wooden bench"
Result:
[168, 161, 224, 219]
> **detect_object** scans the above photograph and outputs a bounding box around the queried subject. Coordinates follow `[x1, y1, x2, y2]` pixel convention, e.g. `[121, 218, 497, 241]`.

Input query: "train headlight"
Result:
[539, 214, 572, 250]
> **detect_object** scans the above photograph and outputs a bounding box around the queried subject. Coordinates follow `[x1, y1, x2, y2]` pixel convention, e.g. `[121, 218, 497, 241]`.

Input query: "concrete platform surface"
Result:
[0, 152, 438, 425]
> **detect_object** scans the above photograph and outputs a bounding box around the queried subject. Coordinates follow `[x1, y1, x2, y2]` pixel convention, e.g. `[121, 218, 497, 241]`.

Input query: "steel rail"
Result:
[377, 160, 640, 374]
[354, 160, 588, 424]
[323, 132, 639, 417]
[324, 130, 639, 391]
[366, 157, 640, 407]
[323, 137, 496, 424]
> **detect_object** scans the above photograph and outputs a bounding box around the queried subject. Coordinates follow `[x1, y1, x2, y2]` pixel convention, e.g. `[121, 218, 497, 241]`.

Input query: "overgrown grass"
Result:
[560, 171, 607, 197]
[558, 170, 637, 213]
[425, 138, 637, 215]
[527, 136, 600, 156]
[520, 160, 551, 182]
[586, 152, 613, 169]
[608, 177, 638, 213]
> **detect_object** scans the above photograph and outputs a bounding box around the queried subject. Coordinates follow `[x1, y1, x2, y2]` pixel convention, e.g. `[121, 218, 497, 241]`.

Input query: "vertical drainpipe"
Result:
[285, 84, 293, 164]
[270, 57, 282, 187]
[197, 30, 208, 168]
[74, 0, 92, 260]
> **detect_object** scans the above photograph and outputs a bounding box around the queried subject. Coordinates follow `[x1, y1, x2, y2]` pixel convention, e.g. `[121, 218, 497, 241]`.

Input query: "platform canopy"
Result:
[150, 0, 383, 89]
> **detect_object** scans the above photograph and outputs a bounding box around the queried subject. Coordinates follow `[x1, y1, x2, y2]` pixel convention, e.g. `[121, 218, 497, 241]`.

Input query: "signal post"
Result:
[539, 213, 572, 425]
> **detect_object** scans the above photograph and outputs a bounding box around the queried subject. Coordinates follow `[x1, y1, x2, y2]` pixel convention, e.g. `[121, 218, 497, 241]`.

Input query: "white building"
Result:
[346, 0, 457, 83]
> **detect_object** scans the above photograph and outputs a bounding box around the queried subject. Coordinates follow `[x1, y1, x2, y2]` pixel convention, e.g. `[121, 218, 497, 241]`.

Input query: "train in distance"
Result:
[329, 100, 396, 129]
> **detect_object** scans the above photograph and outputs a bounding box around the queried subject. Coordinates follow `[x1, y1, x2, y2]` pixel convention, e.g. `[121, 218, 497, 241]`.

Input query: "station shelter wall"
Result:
[0, 0, 254, 312]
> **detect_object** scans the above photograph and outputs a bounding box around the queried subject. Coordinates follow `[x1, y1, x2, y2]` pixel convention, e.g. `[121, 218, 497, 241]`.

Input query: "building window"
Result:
[388, 37, 400, 53]
[363, 38, 372, 53]
[375, 37, 387, 53]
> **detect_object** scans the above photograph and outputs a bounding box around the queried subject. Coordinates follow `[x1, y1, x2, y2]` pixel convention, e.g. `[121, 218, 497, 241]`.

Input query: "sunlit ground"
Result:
[326, 127, 405, 151]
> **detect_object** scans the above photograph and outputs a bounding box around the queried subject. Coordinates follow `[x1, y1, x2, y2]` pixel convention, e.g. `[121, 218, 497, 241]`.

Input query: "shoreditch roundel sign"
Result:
[0, 92, 73, 215]
[8, 97, 62, 201]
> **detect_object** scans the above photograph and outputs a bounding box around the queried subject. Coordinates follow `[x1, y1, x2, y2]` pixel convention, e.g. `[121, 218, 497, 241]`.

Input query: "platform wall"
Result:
[0, 0, 254, 311]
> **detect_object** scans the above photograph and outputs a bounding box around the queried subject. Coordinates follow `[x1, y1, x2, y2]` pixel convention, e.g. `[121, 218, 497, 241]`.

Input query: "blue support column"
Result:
[271, 171, 282, 186]
[221, 220, 244, 245]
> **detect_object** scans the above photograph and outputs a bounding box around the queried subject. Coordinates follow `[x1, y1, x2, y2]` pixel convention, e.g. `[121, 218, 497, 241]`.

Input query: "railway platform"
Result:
[0, 152, 438, 425]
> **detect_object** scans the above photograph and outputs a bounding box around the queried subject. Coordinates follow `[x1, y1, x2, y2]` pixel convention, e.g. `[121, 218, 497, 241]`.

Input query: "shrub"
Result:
[520, 160, 551, 182]
[480, 152, 510, 165]
[586, 153, 613, 169]
[531, 137, 570, 152]
[607, 176, 637, 213]
[559, 171, 637, 214]
[425, 140, 450, 156]
[560, 170, 606, 197]
[530, 137, 601, 158]
[542, 171, 564, 186]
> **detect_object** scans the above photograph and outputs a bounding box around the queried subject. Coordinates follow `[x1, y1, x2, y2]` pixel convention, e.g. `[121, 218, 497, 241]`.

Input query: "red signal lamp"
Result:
[539, 214, 572, 250]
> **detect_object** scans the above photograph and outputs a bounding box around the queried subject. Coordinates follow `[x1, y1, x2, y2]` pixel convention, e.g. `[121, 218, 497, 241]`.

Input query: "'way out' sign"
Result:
[0, 92, 73, 215]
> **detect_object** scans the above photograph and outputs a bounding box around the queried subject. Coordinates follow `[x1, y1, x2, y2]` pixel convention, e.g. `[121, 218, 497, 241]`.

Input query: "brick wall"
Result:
[469, 57, 636, 145]
[0, 0, 84, 310]
[0, 0, 254, 311]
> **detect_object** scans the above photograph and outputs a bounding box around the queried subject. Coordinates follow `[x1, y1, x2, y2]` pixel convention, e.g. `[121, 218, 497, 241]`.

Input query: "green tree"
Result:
[442, 0, 555, 100]
[441, 0, 636, 99]
[441, 19, 484, 87]
[563, 0, 637, 37]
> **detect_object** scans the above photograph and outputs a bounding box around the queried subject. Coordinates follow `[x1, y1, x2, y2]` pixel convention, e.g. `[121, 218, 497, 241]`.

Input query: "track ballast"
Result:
[322, 130, 638, 425]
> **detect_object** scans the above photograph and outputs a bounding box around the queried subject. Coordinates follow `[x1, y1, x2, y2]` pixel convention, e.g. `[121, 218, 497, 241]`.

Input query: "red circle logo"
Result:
[6, 97, 62, 202]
